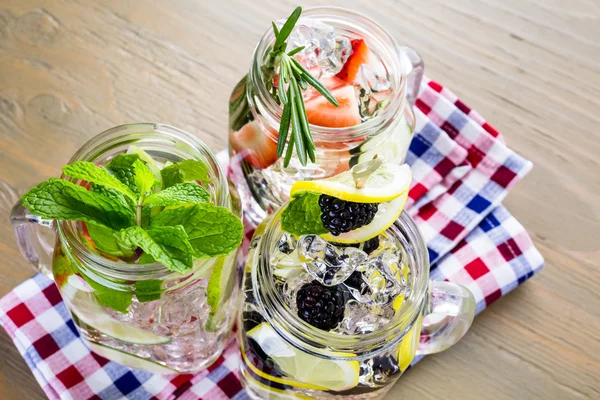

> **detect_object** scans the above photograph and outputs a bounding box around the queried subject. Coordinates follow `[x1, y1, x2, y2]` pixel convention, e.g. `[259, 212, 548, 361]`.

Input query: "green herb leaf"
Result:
[281, 191, 328, 236]
[138, 253, 156, 264]
[126, 145, 162, 182]
[62, 161, 137, 201]
[83, 276, 133, 313]
[161, 160, 211, 189]
[87, 223, 135, 257]
[106, 154, 141, 194]
[274, 6, 302, 52]
[134, 279, 163, 303]
[150, 203, 244, 258]
[291, 58, 339, 106]
[144, 182, 210, 207]
[115, 225, 194, 273]
[22, 178, 135, 230]
[277, 97, 292, 157]
[132, 159, 156, 197]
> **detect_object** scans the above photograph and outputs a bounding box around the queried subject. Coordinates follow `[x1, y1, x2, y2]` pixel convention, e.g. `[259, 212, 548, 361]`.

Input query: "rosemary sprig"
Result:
[270, 7, 339, 167]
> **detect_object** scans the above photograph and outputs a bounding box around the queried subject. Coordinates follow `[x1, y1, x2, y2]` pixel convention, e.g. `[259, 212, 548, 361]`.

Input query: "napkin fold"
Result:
[0, 78, 543, 400]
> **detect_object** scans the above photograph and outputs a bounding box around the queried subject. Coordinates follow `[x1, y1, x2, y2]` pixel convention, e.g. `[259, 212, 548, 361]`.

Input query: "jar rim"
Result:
[248, 6, 408, 143]
[57, 122, 228, 279]
[253, 208, 430, 357]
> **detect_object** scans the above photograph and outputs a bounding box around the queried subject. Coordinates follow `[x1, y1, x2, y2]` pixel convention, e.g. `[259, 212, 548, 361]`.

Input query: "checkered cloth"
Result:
[0, 77, 543, 399]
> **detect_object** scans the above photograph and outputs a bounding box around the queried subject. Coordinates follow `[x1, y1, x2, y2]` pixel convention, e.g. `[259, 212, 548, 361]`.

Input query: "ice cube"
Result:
[345, 242, 408, 304]
[338, 300, 395, 334]
[318, 36, 352, 77]
[297, 235, 368, 286]
[276, 17, 352, 77]
[277, 233, 297, 255]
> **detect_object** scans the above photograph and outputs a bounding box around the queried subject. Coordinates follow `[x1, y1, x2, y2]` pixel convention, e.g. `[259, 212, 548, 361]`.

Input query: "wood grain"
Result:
[0, 0, 598, 399]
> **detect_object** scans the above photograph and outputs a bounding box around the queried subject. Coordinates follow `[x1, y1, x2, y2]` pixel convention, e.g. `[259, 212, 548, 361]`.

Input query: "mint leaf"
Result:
[138, 253, 156, 264]
[144, 183, 209, 207]
[22, 178, 135, 230]
[150, 203, 243, 258]
[115, 225, 194, 273]
[107, 154, 141, 193]
[127, 145, 162, 183]
[161, 160, 211, 189]
[132, 159, 156, 197]
[134, 279, 163, 302]
[62, 161, 137, 201]
[83, 276, 132, 313]
[87, 223, 135, 257]
[281, 192, 328, 236]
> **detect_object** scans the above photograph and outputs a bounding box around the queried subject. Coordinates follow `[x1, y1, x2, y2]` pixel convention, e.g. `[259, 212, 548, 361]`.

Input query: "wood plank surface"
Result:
[0, 0, 598, 399]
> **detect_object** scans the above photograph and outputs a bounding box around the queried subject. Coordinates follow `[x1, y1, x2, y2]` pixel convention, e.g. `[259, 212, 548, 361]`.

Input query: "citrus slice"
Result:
[320, 190, 408, 244]
[85, 341, 176, 374]
[290, 163, 411, 203]
[206, 252, 238, 332]
[397, 315, 421, 371]
[61, 285, 171, 345]
[247, 323, 360, 391]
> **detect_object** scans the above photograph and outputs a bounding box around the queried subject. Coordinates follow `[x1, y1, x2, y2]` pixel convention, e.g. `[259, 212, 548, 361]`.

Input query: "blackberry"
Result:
[319, 195, 378, 236]
[296, 281, 346, 330]
[344, 271, 370, 295]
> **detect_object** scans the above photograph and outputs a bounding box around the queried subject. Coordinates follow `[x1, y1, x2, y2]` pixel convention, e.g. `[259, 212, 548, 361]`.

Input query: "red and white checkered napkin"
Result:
[0, 78, 543, 399]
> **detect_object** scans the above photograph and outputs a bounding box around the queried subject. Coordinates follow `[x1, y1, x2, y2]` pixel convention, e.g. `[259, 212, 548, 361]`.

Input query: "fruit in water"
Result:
[336, 39, 371, 83]
[321, 190, 408, 244]
[296, 281, 346, 330]
[319, 195, 378, 236]
[305, 84, 361, 128]
[229, 121, 278, 169]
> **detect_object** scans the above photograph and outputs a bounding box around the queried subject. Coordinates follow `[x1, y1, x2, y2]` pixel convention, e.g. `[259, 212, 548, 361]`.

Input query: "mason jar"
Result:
[239, 208, 475, 399]
[10, 123, 243, 373]
[228, 7, 423, 226]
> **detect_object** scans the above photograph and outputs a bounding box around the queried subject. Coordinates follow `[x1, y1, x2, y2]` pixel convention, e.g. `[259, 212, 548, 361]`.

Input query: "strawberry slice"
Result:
[336, 39, 370, 83]
[305, 84, 361, 128]
[229, 121, 278, 169]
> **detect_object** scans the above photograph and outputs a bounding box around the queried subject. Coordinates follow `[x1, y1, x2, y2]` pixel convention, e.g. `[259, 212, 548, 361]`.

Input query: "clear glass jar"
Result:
[228, 7, 423, 226]
[239, 208, 475, 399]
[11, 123, 243, 373]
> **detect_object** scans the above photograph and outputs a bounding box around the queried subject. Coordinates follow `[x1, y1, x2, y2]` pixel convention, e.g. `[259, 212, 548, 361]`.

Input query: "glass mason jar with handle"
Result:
[239, 209, 475, 399]
[10, 123, 243, 373]
[228, 7, 424, 226]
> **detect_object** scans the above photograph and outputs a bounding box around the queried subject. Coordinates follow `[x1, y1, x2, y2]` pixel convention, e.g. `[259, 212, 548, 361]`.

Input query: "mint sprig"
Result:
[23, 157, 242, 272]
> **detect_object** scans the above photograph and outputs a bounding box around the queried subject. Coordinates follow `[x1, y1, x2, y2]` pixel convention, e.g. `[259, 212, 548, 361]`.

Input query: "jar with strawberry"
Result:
[228, 6, 423, 226]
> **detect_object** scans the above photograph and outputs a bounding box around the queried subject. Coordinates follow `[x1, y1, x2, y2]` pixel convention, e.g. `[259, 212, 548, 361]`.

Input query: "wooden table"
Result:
[1, 0, 598, 398]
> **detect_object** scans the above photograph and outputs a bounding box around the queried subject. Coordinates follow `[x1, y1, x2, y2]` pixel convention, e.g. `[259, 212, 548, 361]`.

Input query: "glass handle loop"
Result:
[397, 46, 424, 107]
[416, 280, 476, 355]
[10, 199, 56, 279]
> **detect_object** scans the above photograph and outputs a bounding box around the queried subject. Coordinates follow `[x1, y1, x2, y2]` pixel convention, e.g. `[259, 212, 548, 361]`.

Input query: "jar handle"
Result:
[6, 181, 56, 279]
[416, 280, 476, 355]
[397, 46, 424, 106]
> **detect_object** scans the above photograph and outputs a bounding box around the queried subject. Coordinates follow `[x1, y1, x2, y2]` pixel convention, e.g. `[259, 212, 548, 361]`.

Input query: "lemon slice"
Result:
[62, 285, 171, 345]
[85, 341, 177, 374]
[291, 163, 411, 203]
[248, 323, 360, 391]
[320, 190, 408, 244]
[397, 315, 422, 371]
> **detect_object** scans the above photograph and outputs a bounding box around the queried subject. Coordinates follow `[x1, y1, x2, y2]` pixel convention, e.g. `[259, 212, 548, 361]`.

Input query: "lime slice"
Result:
[62, 285, 171, 345]
[290, 163, 411, 203]
[206, 252, 238, 332]
[320, 190, 408, 244]
[85, 341, 176, 374]
[248, 323, 360, 391]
